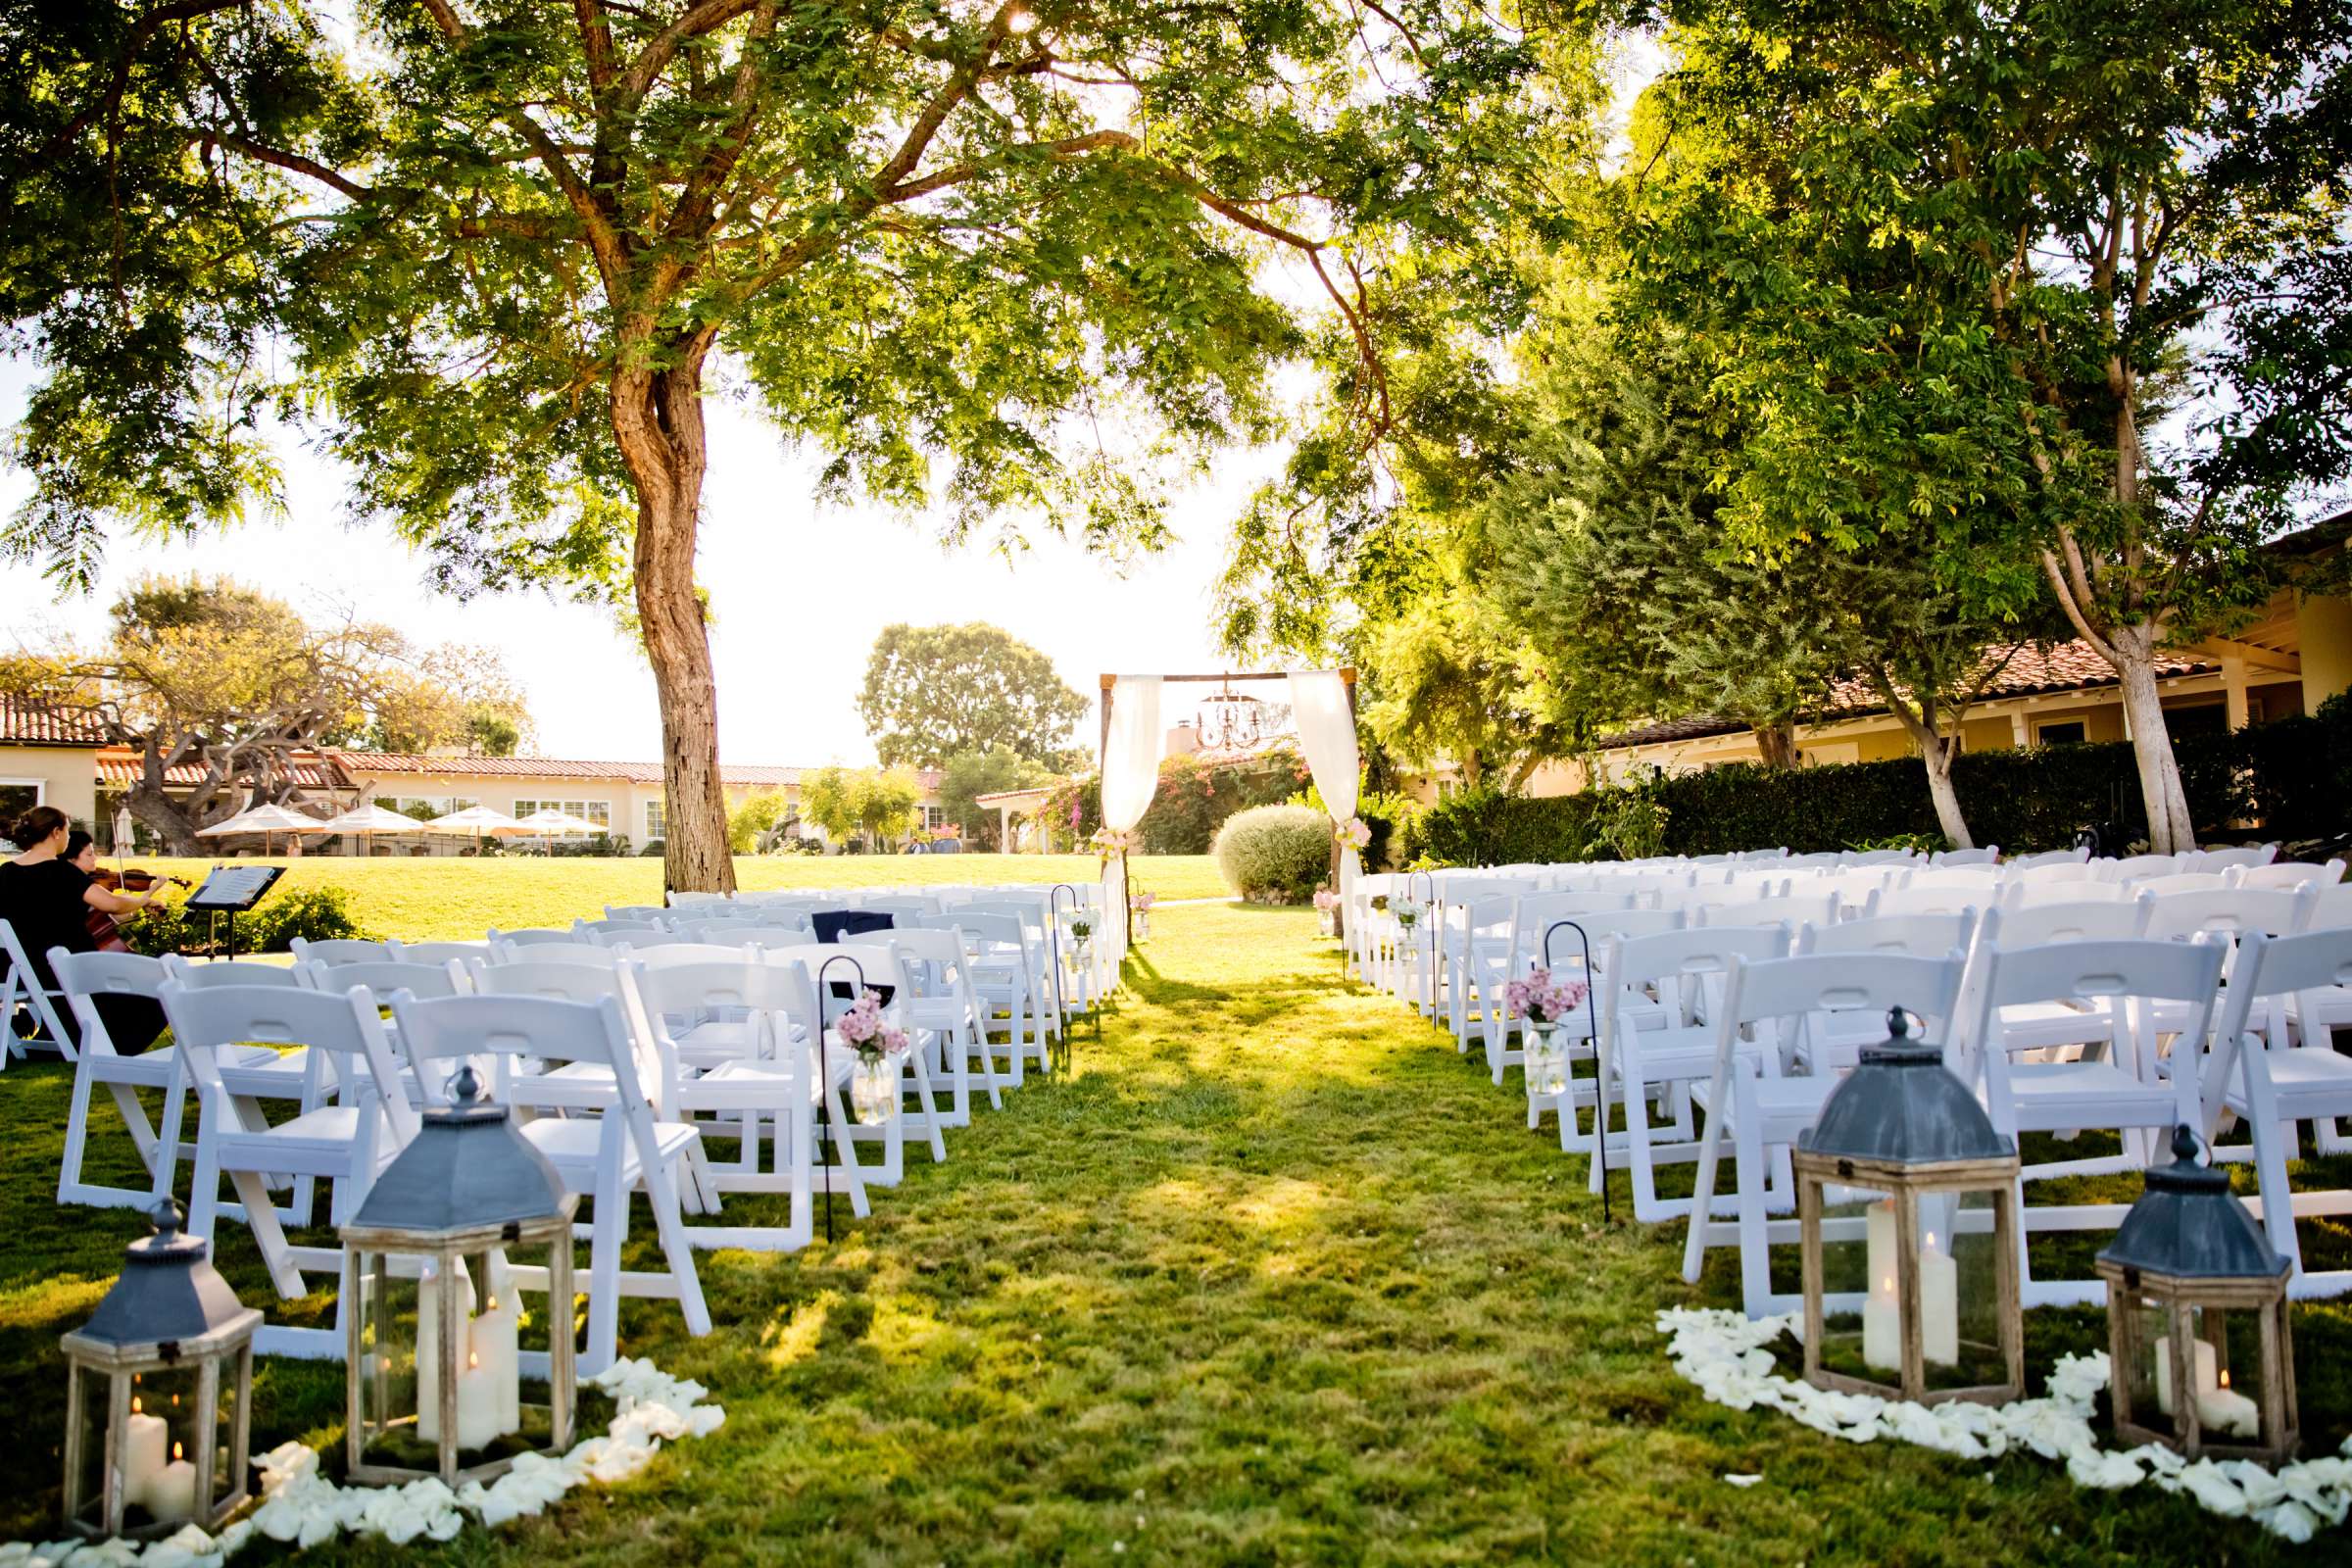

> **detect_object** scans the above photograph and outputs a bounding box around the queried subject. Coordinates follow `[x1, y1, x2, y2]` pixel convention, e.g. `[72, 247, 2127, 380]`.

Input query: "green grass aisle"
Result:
[0, 902, 2336, 1564]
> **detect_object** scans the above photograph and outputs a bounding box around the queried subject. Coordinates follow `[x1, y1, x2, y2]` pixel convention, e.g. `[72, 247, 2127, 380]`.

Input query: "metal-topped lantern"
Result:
[1794, 1009, 2025, 1405]
[60, 1200, 260, 1540]
[2097, 1126, 2297, 1464]
[340, 1066, 578, 1487]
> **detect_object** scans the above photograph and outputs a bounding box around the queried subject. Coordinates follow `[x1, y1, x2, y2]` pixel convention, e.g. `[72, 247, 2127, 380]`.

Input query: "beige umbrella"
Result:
[514, 808, 603, 837]
[196, 801, 331, 856]
[422, 805, 531, 836]
[318, 803, 424, 855]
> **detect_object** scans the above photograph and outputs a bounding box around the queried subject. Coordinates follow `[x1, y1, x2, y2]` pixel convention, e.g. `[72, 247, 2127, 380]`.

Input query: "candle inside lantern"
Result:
[1862, 1200, 1902, 1370]
[2153, 1338, 2259, 1439]
[120, 1395, 168, 1511]
[145, 1442, 197, 1522]
[416, 1261, 476, 1443]
[454, 1348, 504, 1451]
[1918, 1227, 1960, 1367]
[471, 1252, 522, 1437]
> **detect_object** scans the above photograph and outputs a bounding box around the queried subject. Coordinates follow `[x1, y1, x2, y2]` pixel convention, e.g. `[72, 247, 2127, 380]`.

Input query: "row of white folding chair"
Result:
[1, 917, 74, 1062]
[51, 949, 330, 1214]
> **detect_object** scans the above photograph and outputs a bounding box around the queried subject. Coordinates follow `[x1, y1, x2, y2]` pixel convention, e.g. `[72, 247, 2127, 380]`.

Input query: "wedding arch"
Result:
[1097, 669, 1360, 939]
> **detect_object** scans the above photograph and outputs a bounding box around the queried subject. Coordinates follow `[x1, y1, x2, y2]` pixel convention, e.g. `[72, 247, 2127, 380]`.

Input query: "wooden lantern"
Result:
[1794, 1009, 2026, 1405]
[340, 1067, 578, 1488]
[2097, 1126, 2297, 1465]
[60, 1201, 259, 1540]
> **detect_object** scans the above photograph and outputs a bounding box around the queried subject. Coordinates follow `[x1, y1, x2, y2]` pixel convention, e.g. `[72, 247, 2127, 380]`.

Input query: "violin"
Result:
[85, 866, 192, 954]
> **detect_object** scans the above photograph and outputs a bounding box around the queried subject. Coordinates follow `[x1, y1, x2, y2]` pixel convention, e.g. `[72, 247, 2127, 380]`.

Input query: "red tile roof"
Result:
[1597, 640, 2218, 752]
[326, 751, 942, 793]
[94, 747, 347, 790]
[0, 694, 108, 747]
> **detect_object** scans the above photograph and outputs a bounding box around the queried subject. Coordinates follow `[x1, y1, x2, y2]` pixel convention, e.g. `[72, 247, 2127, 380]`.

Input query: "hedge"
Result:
[1406, 703, 2352, 865]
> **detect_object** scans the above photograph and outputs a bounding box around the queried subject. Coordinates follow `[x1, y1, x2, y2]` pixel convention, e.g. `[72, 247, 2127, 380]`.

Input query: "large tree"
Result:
[0, 577, 480, 851]
[858, 622, 1085, 768]
[937, 744, 1054, 846]
[1621, 0, 2352, 851]
[1, 0, 1541, 890]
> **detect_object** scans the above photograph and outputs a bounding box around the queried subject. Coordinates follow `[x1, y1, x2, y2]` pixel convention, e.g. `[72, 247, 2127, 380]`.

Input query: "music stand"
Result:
[183, 865, 285, 960]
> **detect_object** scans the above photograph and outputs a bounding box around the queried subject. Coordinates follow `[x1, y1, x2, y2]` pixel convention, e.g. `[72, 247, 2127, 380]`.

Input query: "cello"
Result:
[85, 865, 191, 954]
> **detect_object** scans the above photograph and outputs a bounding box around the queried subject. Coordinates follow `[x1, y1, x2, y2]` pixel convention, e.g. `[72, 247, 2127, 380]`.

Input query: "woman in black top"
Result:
[0, 806, 167, 1052]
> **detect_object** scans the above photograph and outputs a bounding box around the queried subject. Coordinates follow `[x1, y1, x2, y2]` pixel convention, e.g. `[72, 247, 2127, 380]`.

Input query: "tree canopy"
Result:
[1, 0, 1545, 888]
[858, 622, 1087, 768]
[937, 744, 1055, 846]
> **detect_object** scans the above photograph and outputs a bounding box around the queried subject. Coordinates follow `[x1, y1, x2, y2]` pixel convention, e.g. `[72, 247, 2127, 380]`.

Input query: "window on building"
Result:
[2165, 703, 2228, 740]
[922, 805, 948, 831]
[645, 800, 666, 841]
[0, 780, 44, 825]
[2035, 720, 2087, 746]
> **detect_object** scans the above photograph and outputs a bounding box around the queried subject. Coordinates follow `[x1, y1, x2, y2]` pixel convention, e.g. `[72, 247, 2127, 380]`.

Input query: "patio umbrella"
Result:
[421, 805, 531, 836]
[318, 803, 425, 854]
[513, 808, 603, 836]
[196, 801, 331, 856]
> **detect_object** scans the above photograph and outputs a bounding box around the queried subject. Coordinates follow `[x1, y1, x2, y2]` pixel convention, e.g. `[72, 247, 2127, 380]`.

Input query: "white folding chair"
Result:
[936, 911, 1047, 1082]
[604, 905, 668, 922]
[1586, 925, 1792, 1225]
[2005, 847, 2092, 872]
[1963, 936, 2226, 1306]
[160, 981, 418, 1354]
[627, 956, 833, 1249]
[298, 957, 471, 1002]
[388, 991, 712, 1375]
[2192, 844, 2279, 873]
[1695, 894, 1842, 930]
[51, 950, 261, 1210]
[386, 939, 492, 964]
[2237, 859, 2345, 891]
[485, 927, 577, 947]
[2200, 928, 2352, 1296]
[892, 926, 1003, 1123]
[795, 941, 947, 1178]
[2, 917, 75, 1063]
[1514, 906, 1687, 1127]
[1791, 912, 1981, 1073]
[1682, 951, 1968, 1316]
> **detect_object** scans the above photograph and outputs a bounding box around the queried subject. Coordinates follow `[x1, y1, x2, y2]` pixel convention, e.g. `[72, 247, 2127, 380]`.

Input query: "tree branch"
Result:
[204, 132, 371, 200]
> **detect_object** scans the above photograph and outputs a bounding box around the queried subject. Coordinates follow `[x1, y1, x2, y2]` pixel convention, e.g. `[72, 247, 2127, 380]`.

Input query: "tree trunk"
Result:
[1921, 744, 1973, 852]
[2113, 625, 2196, 854]
[1755, 720, 1798, 770]
[125, 782, 201, 856]
[612, 349, 736, 897]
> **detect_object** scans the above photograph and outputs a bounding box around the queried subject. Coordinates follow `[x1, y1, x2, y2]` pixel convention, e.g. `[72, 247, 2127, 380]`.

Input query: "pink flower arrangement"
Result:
[1091, 825, 1139, 857]
[1503, 966, 1590, 1026]
[834, 988, 908, 1060]
[1312, 889, 1341, 912]
[1130, 889, 1157, 910]
[1339, 816, 1372, 850]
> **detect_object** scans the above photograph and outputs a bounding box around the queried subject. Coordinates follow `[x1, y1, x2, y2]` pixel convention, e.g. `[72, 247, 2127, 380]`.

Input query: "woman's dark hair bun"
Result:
[9, 805, 70, 851]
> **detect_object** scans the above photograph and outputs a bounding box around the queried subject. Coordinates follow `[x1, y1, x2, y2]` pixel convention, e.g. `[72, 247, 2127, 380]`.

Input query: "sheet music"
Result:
[186, 864, 283, 910]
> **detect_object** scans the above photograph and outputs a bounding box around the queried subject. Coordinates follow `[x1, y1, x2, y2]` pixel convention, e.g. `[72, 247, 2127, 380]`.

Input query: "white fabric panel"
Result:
[1289, 669, 1361, 894]
[1100, 675, 1165, 832]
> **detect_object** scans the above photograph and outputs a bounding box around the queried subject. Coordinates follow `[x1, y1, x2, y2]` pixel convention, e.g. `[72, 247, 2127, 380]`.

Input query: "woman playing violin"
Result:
[0, 806, 167, 1052]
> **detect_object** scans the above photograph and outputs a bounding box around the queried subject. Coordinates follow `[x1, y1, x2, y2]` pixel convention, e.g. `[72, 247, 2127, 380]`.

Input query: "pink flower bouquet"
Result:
[1340, 817, 1372, 850]
[834, 988, 908, 1061]
[1503, 966, 1590, 1026]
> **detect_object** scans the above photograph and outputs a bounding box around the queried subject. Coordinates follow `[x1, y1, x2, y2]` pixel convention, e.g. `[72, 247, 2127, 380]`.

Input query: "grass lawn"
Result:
[5, 901, 2351, 1563]
[105, 854, 1224, 942]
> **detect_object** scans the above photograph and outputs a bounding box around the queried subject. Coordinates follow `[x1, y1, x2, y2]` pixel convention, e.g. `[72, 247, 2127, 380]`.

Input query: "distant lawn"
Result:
[104, 854, 1227, 941]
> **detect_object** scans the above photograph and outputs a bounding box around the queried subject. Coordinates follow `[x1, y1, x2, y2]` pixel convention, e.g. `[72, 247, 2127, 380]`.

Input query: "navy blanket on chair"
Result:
[812, 909, 897, 1001]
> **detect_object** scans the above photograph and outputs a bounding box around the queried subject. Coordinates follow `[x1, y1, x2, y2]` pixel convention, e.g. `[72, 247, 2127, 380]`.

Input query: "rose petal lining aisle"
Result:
[0, 1359, 724, 1568]
[1659, 1307, 2352, 1544]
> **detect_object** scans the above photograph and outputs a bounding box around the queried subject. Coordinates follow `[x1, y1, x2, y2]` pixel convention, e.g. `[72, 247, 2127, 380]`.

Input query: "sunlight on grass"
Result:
[1, 901, 2347, 1564]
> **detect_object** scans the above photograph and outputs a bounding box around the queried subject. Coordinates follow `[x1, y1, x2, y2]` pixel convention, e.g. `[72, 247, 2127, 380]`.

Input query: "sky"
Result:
[0, 372, 1281, 768]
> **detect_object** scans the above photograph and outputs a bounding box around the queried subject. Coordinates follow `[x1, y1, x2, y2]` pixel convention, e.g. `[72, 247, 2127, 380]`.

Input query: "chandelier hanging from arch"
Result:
[1196, 677, 1269, 752]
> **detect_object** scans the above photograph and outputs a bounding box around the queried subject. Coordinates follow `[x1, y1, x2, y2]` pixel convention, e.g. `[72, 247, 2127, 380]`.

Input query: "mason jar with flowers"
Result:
[1128, 889, 1155, 939]
[834, 989, 908, 1124]
[1504, 967, 1589, 1099]
[1312, 887, 1341, 938]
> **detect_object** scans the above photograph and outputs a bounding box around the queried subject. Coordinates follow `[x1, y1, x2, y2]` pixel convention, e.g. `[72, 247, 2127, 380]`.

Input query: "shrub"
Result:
[1213, 805, 1332, 902]
[1406, 705, 2351, 866]
[131, 882, 371, 956]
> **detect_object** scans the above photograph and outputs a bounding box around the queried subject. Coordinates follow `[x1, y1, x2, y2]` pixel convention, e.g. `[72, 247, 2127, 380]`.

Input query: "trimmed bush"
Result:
[1213, 805, 1333, 903]
[1407, 706, 2350, 866]
[130, 882, 371, 956]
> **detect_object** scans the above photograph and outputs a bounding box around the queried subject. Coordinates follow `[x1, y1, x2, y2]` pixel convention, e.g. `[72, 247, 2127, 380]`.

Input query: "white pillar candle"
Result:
[416, 1261, 476, 1444]
[1862, 1200, 1902, 1371]
[2155, 1338, 2259, 1437]
[453, 1349, 504, 1452]
[472, 1252, 522, 1437]
[120, 1396, 168, 1511]
[145, 1443, 197, 1522]
[1918, 1228, 1960, 1367]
